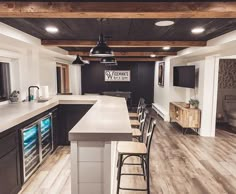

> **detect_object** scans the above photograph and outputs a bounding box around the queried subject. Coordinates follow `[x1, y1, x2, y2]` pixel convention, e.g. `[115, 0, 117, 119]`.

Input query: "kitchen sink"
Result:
[37, 99, 49, 103]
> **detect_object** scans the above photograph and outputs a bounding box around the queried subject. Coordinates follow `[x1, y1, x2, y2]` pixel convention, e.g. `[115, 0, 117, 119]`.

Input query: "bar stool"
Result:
[130, 103, 146, 127]
[132, 110, 148, 142]
[116, 117, 156, 194]
[129, 98, 145, 118]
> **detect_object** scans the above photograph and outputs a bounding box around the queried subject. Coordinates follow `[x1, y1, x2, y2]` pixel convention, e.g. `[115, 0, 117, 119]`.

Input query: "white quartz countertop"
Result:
[0, 95, 132, 141]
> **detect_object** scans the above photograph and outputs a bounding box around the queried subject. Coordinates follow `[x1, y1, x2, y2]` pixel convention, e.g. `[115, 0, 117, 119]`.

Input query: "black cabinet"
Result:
[58, 104, 92, 145]
[0, 130, 21, 194]
[51, 107, 59, 151]
[0, 103, 93, 194]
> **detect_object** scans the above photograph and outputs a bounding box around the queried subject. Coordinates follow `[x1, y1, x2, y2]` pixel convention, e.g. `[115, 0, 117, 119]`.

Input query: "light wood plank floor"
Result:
[19, 113, 236, 194]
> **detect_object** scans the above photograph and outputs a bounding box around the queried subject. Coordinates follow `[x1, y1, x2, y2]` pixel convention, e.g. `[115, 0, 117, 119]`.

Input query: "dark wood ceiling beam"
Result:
[0, 2, 236, 18]
[42, 40, 206, 47]
[83, 57, 162, 62]
[68, 51, 177, 56]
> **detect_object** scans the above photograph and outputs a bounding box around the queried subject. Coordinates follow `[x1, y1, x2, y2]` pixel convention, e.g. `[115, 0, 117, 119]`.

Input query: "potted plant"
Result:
[189, 99, 199, 109]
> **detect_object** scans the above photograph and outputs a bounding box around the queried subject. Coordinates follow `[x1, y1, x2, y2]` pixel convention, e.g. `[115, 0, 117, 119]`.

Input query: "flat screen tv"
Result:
[173, 65, 195, 88]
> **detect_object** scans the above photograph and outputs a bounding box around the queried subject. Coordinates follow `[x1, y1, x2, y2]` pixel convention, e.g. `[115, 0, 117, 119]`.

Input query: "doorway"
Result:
[216, 59, 236, 133]
[56, 63, 70, 94]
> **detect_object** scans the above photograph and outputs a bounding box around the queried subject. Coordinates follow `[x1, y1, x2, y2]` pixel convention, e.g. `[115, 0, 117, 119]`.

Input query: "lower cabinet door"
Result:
[0, 148, 21, 194]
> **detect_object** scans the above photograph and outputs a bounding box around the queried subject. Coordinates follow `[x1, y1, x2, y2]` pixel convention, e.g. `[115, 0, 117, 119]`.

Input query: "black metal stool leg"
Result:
[146, 157, 150, 194]
[116, 154, 123, 194]
[141, 156, 146, 180]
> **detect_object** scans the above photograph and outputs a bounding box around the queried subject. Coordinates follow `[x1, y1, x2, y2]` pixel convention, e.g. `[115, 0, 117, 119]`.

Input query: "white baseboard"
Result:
[152, 103, 170, 122]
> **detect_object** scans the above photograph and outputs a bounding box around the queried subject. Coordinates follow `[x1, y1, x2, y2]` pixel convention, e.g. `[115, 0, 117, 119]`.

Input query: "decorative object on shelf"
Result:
[158, 61, 165, 86]
[189, 98, 199, 109]
[185, 103, 190, 108]
[72, 55, 87, 65]
[90, 19, 114, 57]
[9, 90, 20, 103]
[104, 70, 130, 82]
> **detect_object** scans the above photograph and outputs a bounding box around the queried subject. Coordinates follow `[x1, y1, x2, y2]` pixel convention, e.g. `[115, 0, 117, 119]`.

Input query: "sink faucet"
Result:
[28, 86, 39, 102]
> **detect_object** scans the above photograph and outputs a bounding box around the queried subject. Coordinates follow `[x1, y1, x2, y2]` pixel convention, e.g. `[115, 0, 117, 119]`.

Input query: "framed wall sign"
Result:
[158, 62, 165, 86]
[105, 70, 131, 82]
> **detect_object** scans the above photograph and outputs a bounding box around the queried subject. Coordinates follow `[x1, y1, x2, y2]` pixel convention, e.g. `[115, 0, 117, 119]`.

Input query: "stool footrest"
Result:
[123, 162, 142, 165]
[121, 173, 145, 176]
[119, 187, 148, 191]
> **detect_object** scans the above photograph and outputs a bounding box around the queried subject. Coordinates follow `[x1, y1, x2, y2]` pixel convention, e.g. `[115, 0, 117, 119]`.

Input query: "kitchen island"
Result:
[69, 96, 132, 194]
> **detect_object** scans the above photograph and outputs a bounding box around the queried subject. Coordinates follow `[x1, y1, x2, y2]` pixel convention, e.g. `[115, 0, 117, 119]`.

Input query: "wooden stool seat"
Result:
[117, 141, 147, 155]
[129, 112, 139, 118]
[130, 119, 140, 126]
[132, 128, 142, 137]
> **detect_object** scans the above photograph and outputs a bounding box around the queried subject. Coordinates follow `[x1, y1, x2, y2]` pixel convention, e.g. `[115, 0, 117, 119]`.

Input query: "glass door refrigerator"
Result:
[39, 114, 53, 161]
[21, 113, 53, 182]
[21, 122, 40, 182]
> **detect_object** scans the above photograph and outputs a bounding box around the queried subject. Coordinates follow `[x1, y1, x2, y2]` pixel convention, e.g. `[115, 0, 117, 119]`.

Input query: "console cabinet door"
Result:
[0, 131, 21, 194]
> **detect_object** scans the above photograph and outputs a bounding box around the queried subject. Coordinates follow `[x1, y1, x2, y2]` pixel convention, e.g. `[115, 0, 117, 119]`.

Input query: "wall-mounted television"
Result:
[173, 65, 195, 88]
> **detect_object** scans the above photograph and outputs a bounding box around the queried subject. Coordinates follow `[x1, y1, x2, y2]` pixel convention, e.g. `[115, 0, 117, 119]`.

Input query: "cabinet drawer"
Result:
[0, 131, 18, 159]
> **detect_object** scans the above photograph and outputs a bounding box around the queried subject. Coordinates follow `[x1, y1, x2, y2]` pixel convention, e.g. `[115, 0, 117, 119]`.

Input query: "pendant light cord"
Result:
[101, 19, 103, 35]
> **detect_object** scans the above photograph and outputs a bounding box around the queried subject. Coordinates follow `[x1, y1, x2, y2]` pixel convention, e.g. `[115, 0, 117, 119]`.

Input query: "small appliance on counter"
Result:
[39, 86, 49, 100]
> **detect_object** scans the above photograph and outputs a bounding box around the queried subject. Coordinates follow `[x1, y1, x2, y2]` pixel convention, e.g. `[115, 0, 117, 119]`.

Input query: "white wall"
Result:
[154, 55, 218, 136]
[153, 58, 171, 121]
[0, 22, 82, 101]
[153, 30, 236, 137]
[154, 57, 205, 121]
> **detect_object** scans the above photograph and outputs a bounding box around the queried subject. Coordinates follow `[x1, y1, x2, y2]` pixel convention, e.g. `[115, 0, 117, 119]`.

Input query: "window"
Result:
[56, 63, 70, 94]
[0, 62, 11, 102]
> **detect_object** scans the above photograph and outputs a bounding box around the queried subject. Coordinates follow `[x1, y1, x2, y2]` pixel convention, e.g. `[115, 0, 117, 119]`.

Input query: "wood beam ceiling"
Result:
[83, 57, 162, 62]
[0, 2, 236, 18]
[42, 40, 206, 47]
[68, 51, 177, 56]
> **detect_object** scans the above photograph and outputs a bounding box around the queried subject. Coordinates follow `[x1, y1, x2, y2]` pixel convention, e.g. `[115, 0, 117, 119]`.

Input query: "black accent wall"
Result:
[81, 61, 155, 106]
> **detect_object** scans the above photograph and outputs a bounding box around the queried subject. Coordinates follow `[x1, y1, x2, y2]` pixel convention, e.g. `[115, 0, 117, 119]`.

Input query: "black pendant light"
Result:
[101, 57, 118, 66]
[72, 56, 86, 65]
[100, 56, 116, 64]
[90, 19, 114, 57]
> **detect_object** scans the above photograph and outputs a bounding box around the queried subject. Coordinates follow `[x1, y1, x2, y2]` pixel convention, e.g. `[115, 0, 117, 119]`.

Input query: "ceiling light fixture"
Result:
[45, 26, 58, 33]
[100, 56, 117, 64]
[163, 46, 170, 50]
[90, 19, 114, 57]
[90, 34, 114, 57]
[72, 56, 87, 65]
[105, 62, 118, 66]
[155, 21, 175, 27]
[150, 54, 156, 58]
[191, 27, 205, 34]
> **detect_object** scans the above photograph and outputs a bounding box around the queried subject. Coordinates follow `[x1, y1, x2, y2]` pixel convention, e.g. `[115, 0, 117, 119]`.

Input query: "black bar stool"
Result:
[116, 117, 157, 194]
[130, 103, 146, 127]
[132, 109, 148, 142]
[129, 98, 145, 119]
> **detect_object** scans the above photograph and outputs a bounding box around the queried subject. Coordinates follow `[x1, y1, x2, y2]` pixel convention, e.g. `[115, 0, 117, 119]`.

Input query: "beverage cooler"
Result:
[40, 115, 53, 160]
[21, 113, 53, 182]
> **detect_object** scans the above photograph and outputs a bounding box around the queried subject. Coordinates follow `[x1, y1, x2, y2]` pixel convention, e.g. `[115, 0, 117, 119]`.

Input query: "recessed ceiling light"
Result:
[155, 21, 175, 27]
[150, 54, 156, 58]
[45, 26, 59, 33]
[163, 46, 170, 50]
[191, 27, 205, 34]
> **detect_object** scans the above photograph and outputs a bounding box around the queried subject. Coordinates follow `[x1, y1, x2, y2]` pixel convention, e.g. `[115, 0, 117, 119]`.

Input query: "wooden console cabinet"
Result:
[169, 102, 201, 134]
